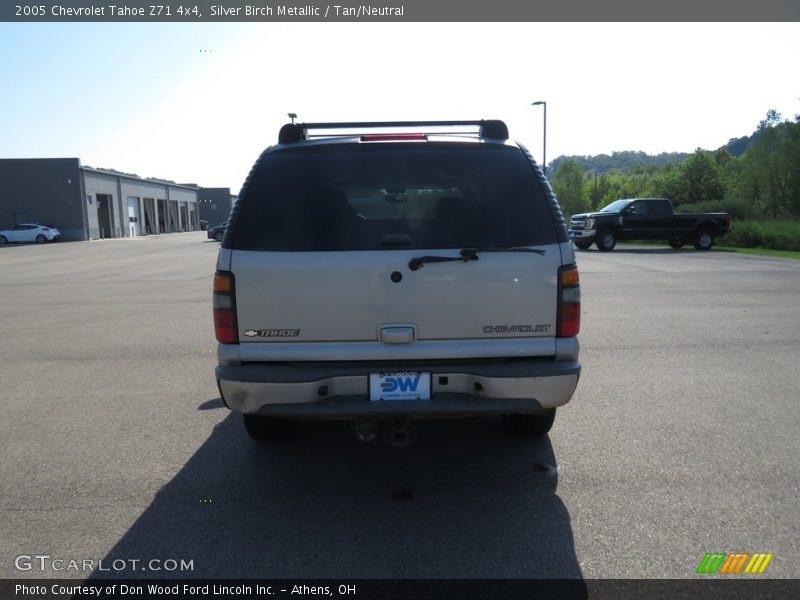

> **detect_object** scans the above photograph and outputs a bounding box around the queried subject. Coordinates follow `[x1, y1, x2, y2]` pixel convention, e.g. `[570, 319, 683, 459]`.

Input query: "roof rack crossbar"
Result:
[278, 120, 509, 144]
[305, 131, 481, 139]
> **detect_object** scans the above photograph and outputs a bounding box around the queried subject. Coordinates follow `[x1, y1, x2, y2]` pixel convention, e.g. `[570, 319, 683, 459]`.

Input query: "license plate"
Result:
[369, 372, 431, 401]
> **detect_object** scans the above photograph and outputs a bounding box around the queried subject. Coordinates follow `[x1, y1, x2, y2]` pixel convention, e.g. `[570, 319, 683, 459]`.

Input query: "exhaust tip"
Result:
[351, 419, 379, 443]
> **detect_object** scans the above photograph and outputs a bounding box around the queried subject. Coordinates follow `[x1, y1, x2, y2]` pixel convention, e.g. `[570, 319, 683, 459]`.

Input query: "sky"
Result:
[0, 22, 798, 191]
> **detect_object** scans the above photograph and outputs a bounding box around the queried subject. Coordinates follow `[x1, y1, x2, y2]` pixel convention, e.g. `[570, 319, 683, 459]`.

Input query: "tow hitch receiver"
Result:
[351, 418, 418, 446]
[383, 417, 417, 447]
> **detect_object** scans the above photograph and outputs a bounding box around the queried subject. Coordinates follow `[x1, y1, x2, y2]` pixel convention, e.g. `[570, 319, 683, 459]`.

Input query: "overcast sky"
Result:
[0, 22, 798, 191]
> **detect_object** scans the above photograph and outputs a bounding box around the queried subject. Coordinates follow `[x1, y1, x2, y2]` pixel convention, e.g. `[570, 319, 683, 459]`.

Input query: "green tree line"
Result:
[550, 110, 800, 223]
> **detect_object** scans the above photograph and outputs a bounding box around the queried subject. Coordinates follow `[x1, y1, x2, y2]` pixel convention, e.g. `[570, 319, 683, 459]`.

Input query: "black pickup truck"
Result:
[569, 198, 731, 251]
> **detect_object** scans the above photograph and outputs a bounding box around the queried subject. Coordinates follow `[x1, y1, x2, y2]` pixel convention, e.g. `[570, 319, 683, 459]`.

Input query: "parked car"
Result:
[214, 119, 581, 445]
[207, 223, 226, 242]
[200, 220, 209, 231]
[569, 198, 731, 251]
[0, 223, 61, 244]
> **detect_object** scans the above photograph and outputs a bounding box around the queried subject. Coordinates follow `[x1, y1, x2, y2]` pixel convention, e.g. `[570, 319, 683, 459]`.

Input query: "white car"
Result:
[0, 223, 61, 244]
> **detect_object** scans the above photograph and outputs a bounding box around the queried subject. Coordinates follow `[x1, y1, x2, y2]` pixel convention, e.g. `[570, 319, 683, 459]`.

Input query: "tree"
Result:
[584, 170, 601, 210]
[734, 111, 800, 217]
[546, 109, 799, 221]
[594, 171, 628, 207]
[714, 147, 733, 168]
[665, 149, 725, 205]
[551, 159, 589, 217]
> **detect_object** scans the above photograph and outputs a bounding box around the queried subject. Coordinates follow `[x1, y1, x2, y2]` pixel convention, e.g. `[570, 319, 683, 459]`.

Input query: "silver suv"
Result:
[214, 120, 581, 445]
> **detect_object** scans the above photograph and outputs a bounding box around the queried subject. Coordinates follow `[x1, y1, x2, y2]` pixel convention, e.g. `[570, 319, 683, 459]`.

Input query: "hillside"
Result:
[549, 122, 766, 175]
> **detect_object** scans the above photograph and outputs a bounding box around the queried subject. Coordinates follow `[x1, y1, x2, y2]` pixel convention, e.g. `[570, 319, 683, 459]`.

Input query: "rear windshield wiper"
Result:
[472, 245, 547, 255]
[408, 246, 545, 271]
[408, 248, 478, 271]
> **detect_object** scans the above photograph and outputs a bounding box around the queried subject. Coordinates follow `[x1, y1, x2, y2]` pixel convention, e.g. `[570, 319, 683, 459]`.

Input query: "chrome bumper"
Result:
[569, 228, 596, 240]
[217, 359, 581, 417]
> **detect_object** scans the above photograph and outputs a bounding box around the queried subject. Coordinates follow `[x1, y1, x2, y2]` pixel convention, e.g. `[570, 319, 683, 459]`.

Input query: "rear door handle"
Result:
[380, 326, 415, 344]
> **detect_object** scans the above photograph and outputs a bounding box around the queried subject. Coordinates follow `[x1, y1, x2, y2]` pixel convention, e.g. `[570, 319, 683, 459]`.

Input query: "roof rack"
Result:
[277, 120, 509, 144]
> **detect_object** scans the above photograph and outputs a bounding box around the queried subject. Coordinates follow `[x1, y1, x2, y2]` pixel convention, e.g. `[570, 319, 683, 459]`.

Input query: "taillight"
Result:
[558, 265, 580, 337]
[213, 271, 238, 344]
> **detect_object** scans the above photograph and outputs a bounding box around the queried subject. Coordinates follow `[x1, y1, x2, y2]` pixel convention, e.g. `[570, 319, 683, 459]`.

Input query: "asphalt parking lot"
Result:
[1, 234, 798, 580]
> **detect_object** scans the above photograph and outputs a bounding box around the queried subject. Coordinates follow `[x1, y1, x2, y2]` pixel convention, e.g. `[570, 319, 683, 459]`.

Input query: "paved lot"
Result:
[1, 235, 798, 579]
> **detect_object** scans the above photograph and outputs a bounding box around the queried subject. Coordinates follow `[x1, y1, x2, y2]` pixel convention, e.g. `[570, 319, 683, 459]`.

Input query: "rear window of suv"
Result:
[231, 142, 558, 251]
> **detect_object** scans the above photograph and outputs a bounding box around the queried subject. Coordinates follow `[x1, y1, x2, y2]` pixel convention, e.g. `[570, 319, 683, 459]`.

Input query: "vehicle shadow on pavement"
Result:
[90, 410, 585, 581]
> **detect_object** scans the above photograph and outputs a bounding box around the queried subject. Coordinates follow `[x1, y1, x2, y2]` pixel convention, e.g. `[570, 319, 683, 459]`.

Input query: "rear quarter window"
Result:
[230, 142, 560, 251]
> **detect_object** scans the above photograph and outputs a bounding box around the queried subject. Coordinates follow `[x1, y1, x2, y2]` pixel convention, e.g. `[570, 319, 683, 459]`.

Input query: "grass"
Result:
[612, 216, 800, 257]
[713, 246, 800, 260]
[612, 240, 800, 259]
[722, 219, 800, 251]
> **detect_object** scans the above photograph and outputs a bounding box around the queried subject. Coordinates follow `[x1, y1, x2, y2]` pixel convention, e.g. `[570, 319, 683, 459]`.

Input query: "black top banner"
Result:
[2, 0, 800, 22]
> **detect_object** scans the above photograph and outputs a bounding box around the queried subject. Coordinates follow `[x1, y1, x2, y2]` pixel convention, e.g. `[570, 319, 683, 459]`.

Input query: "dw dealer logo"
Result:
[696, 551, 774, 574]
[380, 374, 421, 393]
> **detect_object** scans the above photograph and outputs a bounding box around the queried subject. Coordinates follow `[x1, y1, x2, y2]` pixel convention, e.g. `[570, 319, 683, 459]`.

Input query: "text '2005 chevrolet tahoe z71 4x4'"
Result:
[214, 120, 581, 445]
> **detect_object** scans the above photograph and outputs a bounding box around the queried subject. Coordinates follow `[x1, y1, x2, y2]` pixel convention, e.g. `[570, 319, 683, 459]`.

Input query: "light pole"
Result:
[531, 101, 547, 175]
[288, 112, 298, 124]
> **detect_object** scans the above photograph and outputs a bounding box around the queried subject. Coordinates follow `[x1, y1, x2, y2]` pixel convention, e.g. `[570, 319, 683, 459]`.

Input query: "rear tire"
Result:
[574, 240, 592, 250]
[36, 234, 46, 243]
[596, 229, 617, 251]
[502, 409, 556, 435]
[0, 235, 7, 244]
[693, 230, 715, 250]
[243, 414, 297, 441]
[668, 237, 686, 249]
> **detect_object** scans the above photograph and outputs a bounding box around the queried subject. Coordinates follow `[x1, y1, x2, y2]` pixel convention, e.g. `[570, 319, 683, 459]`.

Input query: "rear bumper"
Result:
[216, 358, 581, 418]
